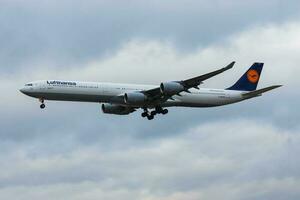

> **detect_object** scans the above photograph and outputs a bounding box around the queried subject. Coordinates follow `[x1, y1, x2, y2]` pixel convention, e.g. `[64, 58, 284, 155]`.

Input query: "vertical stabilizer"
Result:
[227, 63, 263, 91]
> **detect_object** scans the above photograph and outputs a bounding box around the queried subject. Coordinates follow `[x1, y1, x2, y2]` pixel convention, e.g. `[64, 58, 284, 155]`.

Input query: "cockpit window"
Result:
[25, 83, 33, 86]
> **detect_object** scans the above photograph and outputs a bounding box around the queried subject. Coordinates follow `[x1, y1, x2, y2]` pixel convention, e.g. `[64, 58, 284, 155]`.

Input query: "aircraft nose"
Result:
[19, 87, 27, 94]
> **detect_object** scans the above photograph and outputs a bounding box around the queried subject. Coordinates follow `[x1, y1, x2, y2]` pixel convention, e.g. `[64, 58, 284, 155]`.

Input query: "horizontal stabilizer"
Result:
[242, 85, 282, 98]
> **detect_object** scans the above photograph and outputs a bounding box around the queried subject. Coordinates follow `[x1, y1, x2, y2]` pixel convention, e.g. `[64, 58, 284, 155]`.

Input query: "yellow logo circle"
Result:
[247, 69, 259, 83]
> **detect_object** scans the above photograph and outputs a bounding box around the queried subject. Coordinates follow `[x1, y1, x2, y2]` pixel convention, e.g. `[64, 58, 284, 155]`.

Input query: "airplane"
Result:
[19, 62, 281, 120]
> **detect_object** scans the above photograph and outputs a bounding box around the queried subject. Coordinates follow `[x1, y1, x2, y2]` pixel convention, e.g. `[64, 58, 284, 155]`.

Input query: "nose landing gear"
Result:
[39, 98, 46, 109]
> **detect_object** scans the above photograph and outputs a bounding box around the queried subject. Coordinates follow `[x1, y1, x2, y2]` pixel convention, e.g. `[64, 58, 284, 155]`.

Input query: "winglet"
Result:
[225, 61, 235, 70]
[242, 85, 282, 98]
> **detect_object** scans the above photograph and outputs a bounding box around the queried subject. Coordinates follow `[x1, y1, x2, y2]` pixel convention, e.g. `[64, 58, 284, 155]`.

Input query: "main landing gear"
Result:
[141, 107, 168, 120]
[39, 98, 46, 109]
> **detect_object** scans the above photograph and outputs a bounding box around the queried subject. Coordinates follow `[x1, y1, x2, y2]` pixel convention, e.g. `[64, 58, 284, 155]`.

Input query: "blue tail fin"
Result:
[227, 63, 263, 91]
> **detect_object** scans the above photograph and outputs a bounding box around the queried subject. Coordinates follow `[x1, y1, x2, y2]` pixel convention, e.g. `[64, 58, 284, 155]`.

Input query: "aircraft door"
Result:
[39, 81, 47, 90]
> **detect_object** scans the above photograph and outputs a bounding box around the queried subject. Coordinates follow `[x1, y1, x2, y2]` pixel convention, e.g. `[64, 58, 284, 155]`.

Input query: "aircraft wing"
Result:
[142, 61, 235, 104]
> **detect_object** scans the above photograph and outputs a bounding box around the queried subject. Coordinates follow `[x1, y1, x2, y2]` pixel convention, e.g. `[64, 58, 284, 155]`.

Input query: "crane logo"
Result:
[247, 69, 259, 83]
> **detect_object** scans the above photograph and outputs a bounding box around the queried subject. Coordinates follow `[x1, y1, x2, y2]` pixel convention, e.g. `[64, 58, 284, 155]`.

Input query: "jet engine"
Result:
[124, 92, 147, 106]
[101, 103, 134, 115]
[160, 81, 184, 96]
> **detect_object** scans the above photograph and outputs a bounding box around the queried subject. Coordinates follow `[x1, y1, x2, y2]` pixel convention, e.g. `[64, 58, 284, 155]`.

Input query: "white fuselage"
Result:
[20, 80, 246, 108]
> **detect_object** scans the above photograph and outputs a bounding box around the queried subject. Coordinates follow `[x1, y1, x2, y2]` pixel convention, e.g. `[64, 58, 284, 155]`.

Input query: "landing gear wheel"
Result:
[155, 106, 163, 114]
[142, 108, 149, 118]
[40, 104, 45, 109]
[151, 111, 157, 116]
[147, 115, 154, 120]
[162, 109, 168, 115]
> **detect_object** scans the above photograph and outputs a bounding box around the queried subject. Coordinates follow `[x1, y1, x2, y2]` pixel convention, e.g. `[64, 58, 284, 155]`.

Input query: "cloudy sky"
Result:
[1, 0, 300, 199]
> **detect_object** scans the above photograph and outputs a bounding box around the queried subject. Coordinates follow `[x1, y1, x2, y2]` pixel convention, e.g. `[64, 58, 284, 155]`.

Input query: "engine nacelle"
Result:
[101, 103, 133, 115]
[160, 81, 184, 96]
[124, 92, 147, 106]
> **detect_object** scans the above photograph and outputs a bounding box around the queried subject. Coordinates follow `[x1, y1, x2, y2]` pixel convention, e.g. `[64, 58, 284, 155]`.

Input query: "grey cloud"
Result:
[0, 119, 299, 200]
[0, 1, 299, 199]
[0, 0, 300, 73]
